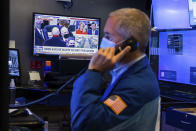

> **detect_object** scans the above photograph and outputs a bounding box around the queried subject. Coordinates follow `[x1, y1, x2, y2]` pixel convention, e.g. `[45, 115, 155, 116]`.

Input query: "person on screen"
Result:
[71, 8, 160, 131]
[34, 17, 46, 46]
[58, 19, 70, 28]
[60, 26, 74, 42]
[66, 37, 75, 47]
[60, 26, 70, 43]
[76, 22, 87, 34]
[58, 19, 75, 35]
[43, 27, 66, 47]
[88, 22, 99, 35]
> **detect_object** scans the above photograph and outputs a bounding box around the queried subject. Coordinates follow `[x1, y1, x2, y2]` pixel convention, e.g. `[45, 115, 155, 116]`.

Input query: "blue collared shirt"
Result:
[110, 54, 146, 86]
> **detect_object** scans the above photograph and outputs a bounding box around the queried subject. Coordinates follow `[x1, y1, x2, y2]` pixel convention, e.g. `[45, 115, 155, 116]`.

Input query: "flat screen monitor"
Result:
[188, 0, 196, 27]
[33, 13, 100, 59]
[152, 0, 192, 30]
[8, 49, 20, 77]
[158, 30, 196, 86]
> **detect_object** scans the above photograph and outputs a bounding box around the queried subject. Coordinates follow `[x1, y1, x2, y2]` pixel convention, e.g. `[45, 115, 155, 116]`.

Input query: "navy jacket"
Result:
[71, 56, 160, 131]
[88, 29, 99, 35]
[35, 28, 45, 46]
[43, 37, 66, 47]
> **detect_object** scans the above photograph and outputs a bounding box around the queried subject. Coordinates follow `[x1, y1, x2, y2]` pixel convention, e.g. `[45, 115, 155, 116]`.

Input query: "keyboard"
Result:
[161, 89, 196, 100]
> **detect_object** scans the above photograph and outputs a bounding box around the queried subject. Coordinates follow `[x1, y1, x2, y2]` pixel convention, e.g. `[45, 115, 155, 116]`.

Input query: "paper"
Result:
[9, 109, 18, 113]
[29, 71, 41, 81]
[9, 40, 15, 48]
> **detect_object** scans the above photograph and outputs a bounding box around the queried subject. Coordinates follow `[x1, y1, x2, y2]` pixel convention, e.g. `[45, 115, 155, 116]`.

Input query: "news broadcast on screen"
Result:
[33, 13, 100, 58]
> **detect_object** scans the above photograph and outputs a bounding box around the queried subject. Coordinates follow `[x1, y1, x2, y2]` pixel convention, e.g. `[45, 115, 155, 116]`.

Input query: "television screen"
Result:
[152, 0, 192, 30]
[188, 0, 196, 27]
[158, 30, 196, 86]
[33, 13, 100, 58]
[8, 49, 20, 77]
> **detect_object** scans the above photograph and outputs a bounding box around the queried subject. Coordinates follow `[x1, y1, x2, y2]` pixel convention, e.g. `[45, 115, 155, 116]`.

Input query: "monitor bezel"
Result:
[32, 12, 101, 58]
[8, 48, 21, 78]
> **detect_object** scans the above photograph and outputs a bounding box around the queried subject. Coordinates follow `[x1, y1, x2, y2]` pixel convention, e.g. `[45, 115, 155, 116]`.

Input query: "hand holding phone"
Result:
[115, 37, 138, 54]
[88, 46, 131, 72]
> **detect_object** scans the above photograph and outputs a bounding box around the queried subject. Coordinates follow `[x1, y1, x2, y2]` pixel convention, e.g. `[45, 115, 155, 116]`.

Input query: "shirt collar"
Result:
[110, 54, 146, 77]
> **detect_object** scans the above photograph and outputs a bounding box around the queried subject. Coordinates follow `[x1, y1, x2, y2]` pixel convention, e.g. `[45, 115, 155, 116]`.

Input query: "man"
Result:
[43, 27, 66, 47]
[60, 26, 74, 42]
[60, 26, 70, 43]
[34, 17, 46, 46]
[71, 8, 160, 131]
[88, 22, 99, 35]
[66, 37, 75, 47]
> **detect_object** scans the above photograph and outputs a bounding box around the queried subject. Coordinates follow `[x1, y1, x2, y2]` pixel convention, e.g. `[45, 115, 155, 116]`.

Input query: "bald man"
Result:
[43, 27, 66, 47]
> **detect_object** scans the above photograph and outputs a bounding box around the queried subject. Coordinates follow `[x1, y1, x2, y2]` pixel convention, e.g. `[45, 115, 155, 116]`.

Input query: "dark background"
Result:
[9, 0, 150, 85]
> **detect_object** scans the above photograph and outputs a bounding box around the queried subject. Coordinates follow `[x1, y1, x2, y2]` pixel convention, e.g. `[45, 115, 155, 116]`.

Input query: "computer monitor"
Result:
[150, 29, 196, 94]
[159, 29, 196, 85]
[152, 0, 192, 30]
[33, 13, 100, 59]
[8, 49, 20, 77]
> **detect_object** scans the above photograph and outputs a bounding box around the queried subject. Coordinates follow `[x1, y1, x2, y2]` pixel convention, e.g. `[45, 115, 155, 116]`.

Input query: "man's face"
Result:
[104, 16, 124, 44]
[35, 19, 43, 29]
[61, 27, 69, 36]
[69, 40, 75, 45]
[91, 24, 96, 30]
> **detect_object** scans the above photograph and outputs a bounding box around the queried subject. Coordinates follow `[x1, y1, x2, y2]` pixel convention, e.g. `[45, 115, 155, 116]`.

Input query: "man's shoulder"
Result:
[114, 65, 160, 103]
[119, 65, 159, 91]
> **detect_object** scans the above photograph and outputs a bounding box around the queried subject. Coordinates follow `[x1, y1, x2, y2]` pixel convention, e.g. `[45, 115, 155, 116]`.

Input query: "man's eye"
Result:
[104, 35, 110, 40]
[104, 35, 113, 41]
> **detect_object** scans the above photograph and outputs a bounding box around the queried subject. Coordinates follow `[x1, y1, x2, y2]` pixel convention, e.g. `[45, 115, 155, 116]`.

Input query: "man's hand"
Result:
[88, 46, 131, 72]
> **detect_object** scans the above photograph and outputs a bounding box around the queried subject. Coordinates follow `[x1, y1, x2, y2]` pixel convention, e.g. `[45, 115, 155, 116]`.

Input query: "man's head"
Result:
[91, 22, 96, 31]
[35, 17, 43, 29]
[104, 8, 151, 53]
[52, 27, 60, 37]
[61, 27, 69, 38]
[59, 19, 69, 28]
[67, 37, 75, 47]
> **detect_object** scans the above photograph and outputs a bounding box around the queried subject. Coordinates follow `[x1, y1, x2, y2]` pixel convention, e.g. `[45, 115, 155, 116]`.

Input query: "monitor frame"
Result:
[32, 12, 101, 59]
[8, 48, 21, 78]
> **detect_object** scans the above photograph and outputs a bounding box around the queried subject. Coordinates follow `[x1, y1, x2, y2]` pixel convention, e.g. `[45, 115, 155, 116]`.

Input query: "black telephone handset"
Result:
[115, 37, 138, 54]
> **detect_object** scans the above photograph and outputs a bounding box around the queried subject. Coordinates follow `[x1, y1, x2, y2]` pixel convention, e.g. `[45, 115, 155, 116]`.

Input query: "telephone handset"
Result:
[115, 37, 138, 54]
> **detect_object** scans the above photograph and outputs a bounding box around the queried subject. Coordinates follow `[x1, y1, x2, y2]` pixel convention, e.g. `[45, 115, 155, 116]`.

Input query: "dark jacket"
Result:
[71, 56, 160, 131]
[43, 37, 66, 47]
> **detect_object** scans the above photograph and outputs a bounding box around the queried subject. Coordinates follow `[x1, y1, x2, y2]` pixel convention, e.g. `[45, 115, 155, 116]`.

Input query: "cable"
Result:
[9, 66, 87, 109]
